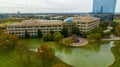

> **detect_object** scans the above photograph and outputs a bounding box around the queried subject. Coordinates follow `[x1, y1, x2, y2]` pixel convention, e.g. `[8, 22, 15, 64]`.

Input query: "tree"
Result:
[60, 28, 68, 37]
[53, 33, 63, 41]
[72, 27, 81, 36]
[0, 30, 19, 50]
[90, 27, 104, 36]
[25, 30, 30, 38]
[81, 32, 88, 38]
[15, 40, 27, 60]
[99, 22, 109, 30]
[37, 45, 54, 67]
[15, 40, 31, 63]
[115, 25, 120, 37]
[103, 32, 111, 38]
[50, 30, 54, 35]
[64, 38, 73, 46]
[87, 33, 102, 42]
[43, 34, 54, 41]
[38, 29, 43, 38]
[52, 63, 67, 67]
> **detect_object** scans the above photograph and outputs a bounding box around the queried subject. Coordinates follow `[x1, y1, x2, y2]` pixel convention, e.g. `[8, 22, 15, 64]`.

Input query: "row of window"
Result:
[8, 25, 62, 28]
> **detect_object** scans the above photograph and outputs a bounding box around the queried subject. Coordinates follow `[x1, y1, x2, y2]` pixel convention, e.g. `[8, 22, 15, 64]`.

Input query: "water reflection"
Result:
[54, 41, 115, 67]
[26, 39, 115, 67]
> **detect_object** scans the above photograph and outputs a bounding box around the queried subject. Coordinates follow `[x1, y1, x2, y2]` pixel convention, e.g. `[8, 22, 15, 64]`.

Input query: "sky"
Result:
[0, 0, 120, 13]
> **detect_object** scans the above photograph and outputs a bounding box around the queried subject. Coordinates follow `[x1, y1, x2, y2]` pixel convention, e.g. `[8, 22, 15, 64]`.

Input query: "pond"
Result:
[26, 39, 115, 67]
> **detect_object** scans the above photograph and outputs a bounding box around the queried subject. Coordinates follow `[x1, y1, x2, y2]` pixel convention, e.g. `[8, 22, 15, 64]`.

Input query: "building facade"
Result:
[92, 0, 117, 22]
[7, 16, 100, 37]
[93, 0, 117, 14]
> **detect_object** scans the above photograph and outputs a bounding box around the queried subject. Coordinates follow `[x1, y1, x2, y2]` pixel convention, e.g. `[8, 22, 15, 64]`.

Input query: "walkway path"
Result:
[102, 37, 120, 41]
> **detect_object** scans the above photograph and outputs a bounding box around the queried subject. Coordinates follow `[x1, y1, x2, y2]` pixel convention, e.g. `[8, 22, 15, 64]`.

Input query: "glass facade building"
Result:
[93, 0, 117, 14]
[92, 0, 117, 22]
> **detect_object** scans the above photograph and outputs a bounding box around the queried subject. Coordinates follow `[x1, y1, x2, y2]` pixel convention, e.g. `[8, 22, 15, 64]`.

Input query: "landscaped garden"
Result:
[0, 21, 120, 67]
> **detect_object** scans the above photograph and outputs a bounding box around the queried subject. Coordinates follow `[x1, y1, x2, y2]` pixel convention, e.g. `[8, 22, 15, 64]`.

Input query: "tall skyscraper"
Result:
[93, 0, 117, 14]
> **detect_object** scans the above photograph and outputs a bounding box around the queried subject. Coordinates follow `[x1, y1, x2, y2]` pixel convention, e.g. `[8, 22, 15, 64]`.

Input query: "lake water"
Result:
[27, 39, 115, 67]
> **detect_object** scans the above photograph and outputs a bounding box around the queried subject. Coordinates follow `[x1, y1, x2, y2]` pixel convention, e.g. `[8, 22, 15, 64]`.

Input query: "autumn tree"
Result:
[0, 30, 19, 50]
[15, 40, 31, 63]
[37, 45, 54, 67]
[52, 63, 67, 67]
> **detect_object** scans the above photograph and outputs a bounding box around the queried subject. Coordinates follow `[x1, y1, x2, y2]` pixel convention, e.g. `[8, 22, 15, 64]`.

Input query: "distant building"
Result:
[93, 0, 117, 22]
[34, 15, 50, 19]
[7, 16, 100, 37]
[93, 0, 117, 13]
[50, 16, 63, 20]
[0, 14, 9, 19]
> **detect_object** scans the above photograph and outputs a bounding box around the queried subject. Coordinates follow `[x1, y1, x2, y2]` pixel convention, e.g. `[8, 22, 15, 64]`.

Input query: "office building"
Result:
[93, 0, 117, 22]
[93, 0, 117, 13]
[7, 16, 100, 37]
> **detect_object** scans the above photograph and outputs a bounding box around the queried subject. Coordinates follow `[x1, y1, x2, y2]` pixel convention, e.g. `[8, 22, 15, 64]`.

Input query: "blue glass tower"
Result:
[92, 0, 117, 22]
[93, 0, 117, 14]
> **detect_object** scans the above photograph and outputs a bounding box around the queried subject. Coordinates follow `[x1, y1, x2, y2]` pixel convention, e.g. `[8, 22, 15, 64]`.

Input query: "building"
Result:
[7, 16, 100, 37]
[93, 0, 117, 22]
[93, 0, 117, 13]
[50, 16, 63, 20]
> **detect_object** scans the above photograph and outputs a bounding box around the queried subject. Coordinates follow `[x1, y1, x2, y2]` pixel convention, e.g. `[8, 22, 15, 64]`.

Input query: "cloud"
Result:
[0, 0, 119, 13]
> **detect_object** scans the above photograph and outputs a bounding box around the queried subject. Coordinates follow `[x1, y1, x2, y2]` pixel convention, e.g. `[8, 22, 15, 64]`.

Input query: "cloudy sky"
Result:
[0, 0, 120, 13]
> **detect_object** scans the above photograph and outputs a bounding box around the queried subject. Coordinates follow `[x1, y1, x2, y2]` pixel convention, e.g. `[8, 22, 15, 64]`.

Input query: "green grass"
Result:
[113, 19, 120, 23]
[0, 39, 71, 67]
[0, 48, 41, 67]
[110, 46, 120, 67]
[0, 18, 23, 27]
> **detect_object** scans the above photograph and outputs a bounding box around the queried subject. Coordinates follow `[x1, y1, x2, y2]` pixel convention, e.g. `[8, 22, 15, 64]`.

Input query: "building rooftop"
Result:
[74, 16, 100, 23]
[64, 18, 73, 23]
[8, 20, 63, 26]
[7, 16, 100, 26]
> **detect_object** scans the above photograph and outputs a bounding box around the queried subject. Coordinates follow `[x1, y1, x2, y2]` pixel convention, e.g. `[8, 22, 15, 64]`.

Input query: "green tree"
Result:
[43, 34, 53, 41]
[72, 27, 81, 36]
[87, 33, 102, 42]
[115, 25, 120, 37]
[15, 40, 27, 60]
[53, 33, 63, 41]
[25, 30, 30, 38]
[99, 22, 109, 30]
[81, 32, 88, 38]
[103, 32, 111, 38]
[38, 29, 43, 38]
[60, 28, 68, 37]
[50, 30, 54, 35]
[15, 40, 31, 63]
[90, 27, 104, 36]
[64, 38, 73, 46]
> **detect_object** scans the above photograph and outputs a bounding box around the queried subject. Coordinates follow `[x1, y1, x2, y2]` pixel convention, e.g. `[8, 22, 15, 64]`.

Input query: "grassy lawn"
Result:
[0, 18, 23, 27]
[113, 19, 120, 23]
[0, 48, 42, 67]
[0, 21, 13, 28]
[0, 39, 71, 67]
[110, 46, 120, 67]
